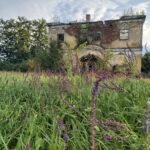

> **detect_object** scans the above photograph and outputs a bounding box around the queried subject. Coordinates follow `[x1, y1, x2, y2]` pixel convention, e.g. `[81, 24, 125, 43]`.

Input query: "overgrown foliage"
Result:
[0, 17, 59, 71]
[35, 42, 64, 71]
[0, 72, 150, 149]
[142, 52, 150, 74]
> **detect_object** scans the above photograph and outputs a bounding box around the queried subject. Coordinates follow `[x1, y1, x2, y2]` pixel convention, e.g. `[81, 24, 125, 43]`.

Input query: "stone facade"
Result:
[47, 14, 146, 74]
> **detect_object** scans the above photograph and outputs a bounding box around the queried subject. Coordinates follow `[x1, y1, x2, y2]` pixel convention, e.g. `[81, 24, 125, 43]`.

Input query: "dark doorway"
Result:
[80, 54, 99, 72]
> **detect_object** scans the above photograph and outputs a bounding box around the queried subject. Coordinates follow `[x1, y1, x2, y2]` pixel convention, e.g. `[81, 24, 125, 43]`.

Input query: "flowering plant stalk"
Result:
[89, 71, 123, 150]
[89, 72, 112, 150]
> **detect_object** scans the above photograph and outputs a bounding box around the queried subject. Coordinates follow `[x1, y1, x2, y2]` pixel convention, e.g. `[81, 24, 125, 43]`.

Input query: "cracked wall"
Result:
[47, 15, 146, 74]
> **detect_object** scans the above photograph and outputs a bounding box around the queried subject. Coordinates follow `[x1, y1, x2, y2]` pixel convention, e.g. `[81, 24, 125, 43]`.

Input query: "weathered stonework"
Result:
[47, 14, 146, 74]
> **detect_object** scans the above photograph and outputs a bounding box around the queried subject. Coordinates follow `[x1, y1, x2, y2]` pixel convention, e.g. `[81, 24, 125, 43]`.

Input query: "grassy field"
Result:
[0, 72, 150, 150]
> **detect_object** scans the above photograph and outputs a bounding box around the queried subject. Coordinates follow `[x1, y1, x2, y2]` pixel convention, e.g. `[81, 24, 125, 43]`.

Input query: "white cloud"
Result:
[143, 22, 150, 51]
[46, 0, 119, 22]
[132, 1, 150, 52]
[0, 0, 149, 52]
[133, 1, 150, 14]
[114, 0, 130, 4]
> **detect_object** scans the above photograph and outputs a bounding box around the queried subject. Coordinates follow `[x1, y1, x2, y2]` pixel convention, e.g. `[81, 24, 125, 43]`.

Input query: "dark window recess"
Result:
[57, 34, 64, 41]
[94, 32, 101, 41]
[90, 32, 101, 41]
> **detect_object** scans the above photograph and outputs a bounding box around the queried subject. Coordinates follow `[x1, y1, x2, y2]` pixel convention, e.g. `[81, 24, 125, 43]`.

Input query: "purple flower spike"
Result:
[92, 79, 100, 97]
[92, 71, 113, 97]
[143, 121, 150, 134]
[103, 135, 113, 141]
[63, 131, 69, 142]
[103, 135, 127, 142]
[97, 71, 113, 81]
[56, 118, 64, 135]
[26, 144, 30, 150]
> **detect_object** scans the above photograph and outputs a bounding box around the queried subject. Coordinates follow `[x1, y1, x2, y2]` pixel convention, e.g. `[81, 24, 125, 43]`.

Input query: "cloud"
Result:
[49, 0, 119, 22]
[132, 1, 150, 52]
[143, 21, 150, 50]
[133, 1, 150, 13]
[114, 0, 130, 4]
[0, 0, 149, 51]
[0, 0, 129, 22]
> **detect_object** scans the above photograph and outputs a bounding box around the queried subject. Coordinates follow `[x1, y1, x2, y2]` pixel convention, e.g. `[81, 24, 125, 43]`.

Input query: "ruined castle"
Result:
[47, 13, 146, 74]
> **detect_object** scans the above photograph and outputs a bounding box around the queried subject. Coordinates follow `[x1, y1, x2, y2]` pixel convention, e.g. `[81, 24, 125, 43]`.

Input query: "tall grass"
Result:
[0, 72, 150, 150]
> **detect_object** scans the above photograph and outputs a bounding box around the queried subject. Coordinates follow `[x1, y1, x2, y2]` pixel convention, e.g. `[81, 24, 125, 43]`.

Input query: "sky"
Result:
[0, 0, 150, 52]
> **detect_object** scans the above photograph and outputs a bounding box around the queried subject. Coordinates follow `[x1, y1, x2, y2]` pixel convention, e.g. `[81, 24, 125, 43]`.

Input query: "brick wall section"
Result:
[64, 21, 120, 46]
[101, 21, 119, 45]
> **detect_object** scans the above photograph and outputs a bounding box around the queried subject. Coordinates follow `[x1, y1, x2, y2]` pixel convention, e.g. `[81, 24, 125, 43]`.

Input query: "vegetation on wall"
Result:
[65, 22, 119, 47]
[0, 17, 147, 75]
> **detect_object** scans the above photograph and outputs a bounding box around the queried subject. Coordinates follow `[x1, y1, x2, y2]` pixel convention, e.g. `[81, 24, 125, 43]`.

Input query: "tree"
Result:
[0, 19, 5, 61]
[15, 17, 32, 61]
[0, 18, 49, 65]
[142, 52, 150, 73]
[31, 19, 48, 57]
[0, 17, 32, 63]
[0, 19, 18, 62]
[35, 41, 64, 71]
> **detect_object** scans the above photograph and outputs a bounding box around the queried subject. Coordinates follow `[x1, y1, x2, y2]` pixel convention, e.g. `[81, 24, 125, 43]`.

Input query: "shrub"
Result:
[142, 53, 150, 73]
[35, 42, 64, 71]
[0, 61, 28, 72]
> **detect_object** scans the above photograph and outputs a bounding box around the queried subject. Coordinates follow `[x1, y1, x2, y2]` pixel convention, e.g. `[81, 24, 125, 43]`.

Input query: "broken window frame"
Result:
[119, 29, 129, 40]
[57, 33, 64, 42]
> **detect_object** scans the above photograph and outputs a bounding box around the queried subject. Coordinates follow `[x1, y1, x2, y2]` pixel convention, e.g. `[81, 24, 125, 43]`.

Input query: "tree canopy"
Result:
[0, 17, 64, 72]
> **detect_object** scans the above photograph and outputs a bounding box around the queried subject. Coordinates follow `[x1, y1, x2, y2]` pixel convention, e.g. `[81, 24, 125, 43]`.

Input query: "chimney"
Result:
[86, 14, 91, 22]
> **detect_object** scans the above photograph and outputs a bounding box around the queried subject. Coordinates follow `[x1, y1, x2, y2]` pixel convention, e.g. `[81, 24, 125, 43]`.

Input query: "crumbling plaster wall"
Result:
[48, 16, 145, 74]
[48, 25, 76, 48]
[107, 20, 143, 49]
[110, 50, 142, 74]
[48, 19, 143, 49]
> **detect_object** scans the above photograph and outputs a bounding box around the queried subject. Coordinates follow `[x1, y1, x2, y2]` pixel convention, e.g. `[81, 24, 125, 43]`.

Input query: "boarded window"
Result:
[120, 29, 129, 40]
[57, 33, 64, 41]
